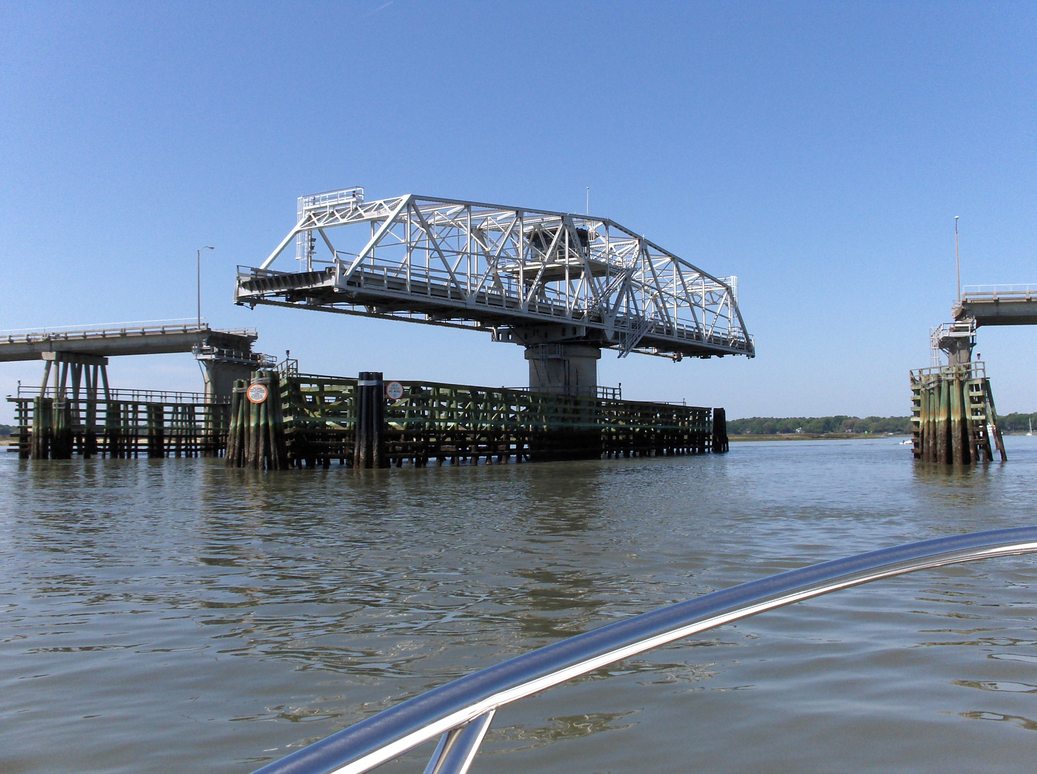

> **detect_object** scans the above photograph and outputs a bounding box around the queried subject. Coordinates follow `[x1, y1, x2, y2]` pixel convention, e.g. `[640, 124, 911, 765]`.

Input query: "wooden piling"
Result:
[353, 371, 388, 469]
[984, 381, 1007, 462]
[949, 374, 963, 464]
[354, 372, 369, 468]
[31, 397, 52, 459]
[50, 400, 73, 459]
[225, 380, 246, 467]
[17, 398, 30, 458]
[712, 407, 729, 453]
[147, 403, 165, 458]
[105, 401, 121, 458]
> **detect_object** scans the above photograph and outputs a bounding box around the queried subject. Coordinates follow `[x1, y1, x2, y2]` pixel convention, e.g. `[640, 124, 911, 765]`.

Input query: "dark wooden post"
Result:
[225, 380, 246, 467]
[147, 403, 165, 458]
[51, 399, 73, 458]
[31, 397, 52, 459]
[712, 407, 729, 453]
[354, 371, 388, 468]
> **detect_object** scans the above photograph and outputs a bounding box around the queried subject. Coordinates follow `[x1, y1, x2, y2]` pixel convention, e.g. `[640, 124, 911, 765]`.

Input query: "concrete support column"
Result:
[947, 341, 974, 367]
[200, 360, 256, 404]
[524, 343, 601, 397]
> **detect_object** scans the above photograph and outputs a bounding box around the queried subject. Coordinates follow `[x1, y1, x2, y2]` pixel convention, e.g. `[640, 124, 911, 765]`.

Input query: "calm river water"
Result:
[2, 438, 1037, 773]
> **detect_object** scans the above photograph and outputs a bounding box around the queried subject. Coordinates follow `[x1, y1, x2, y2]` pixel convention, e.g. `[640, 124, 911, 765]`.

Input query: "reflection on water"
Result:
[1, 437, 1037, 772]
[962, 711, 1037, 731]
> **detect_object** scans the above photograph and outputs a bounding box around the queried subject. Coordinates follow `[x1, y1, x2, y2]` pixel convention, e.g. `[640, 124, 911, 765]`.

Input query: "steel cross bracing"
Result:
[236, 189, 755, 361]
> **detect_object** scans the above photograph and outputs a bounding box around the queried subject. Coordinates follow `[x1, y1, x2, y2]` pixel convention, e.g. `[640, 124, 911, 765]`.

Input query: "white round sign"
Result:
[246, 383, 269, 404]
[385, 381, 404, 401]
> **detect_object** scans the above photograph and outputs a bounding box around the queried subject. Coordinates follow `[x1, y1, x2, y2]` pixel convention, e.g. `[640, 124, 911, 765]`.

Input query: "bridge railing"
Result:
[909, 360, 987, 384]
[253, 527, 1037, 774]
[961, 283, 1037, 299]
[16, 385, 221, 404]
[337, 263, 752, 352]
[0, 320, 258, 343]
[299, 187, 365, 212]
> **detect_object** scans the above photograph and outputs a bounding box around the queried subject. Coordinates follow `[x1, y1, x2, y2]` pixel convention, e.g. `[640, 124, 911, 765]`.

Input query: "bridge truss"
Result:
[236, 189, 754, 361]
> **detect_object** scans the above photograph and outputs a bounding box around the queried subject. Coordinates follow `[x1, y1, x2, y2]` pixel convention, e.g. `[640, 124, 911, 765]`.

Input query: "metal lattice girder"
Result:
[236, 189, 755, 361]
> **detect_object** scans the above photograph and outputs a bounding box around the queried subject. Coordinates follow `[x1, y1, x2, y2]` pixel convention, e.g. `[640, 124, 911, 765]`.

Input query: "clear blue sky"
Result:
[2, 1, 1036, 424]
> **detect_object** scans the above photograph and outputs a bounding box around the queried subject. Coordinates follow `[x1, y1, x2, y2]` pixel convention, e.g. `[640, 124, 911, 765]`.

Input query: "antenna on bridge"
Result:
[585, 186, 590, 215]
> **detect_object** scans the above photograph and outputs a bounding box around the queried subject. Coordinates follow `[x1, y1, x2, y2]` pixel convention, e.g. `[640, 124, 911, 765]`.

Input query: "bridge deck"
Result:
[238, 265, 749, 359]
[0, 323, 259, 361]
[955, 285, 1037, 326]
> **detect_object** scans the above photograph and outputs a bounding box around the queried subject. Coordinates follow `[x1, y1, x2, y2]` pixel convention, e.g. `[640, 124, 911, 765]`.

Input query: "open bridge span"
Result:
[236, 188, 753, 396]
[955, 284, 1037, 327]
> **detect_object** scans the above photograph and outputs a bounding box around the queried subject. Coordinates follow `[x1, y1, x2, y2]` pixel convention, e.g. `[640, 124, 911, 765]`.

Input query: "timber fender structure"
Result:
[274, 370, 725, 468]
[910, 362, 1006, 464]
[10, 369, 728, 468]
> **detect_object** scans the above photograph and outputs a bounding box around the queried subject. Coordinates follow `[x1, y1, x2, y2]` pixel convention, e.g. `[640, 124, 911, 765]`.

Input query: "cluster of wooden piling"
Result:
[225, 370, 289, 470]
[910, 364, 1006, 464]
[27, 397, 73, 459]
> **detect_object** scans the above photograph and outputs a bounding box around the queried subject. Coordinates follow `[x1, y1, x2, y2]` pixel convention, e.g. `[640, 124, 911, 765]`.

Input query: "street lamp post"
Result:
[953, 216, 961, 303]
[197, 245, 214, 327]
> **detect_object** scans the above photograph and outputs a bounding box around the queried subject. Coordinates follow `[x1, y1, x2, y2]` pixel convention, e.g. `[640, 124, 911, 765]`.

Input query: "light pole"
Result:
[197, 245, 214, 327]
[953, 216, 961, 303]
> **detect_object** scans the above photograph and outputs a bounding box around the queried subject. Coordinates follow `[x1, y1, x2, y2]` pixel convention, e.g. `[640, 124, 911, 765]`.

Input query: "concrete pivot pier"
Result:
[525, 343, 601, 397]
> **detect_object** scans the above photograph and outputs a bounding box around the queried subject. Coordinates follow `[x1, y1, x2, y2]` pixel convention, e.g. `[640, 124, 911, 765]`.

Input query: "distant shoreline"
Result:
[729, 433, 908, 442]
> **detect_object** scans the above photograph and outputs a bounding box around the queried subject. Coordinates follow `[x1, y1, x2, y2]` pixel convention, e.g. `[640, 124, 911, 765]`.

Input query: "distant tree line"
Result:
[729, 412, 1037, 436]
[998, 412, 1037, 434]
[727, 415, 911, 436]
[0, 416, 1032, 439]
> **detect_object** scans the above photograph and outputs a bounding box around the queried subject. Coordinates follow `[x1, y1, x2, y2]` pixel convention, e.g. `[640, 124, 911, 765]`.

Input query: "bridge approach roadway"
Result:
[954, 284, 1037, 327]
[0, 322, 270, 402]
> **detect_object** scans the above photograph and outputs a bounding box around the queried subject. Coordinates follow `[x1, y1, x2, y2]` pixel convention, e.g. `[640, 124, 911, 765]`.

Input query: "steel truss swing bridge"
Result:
[236, 188, 753, 395]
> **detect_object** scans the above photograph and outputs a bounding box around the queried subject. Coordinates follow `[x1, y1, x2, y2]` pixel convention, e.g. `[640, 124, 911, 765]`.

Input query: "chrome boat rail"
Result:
[255, 527, 1037, 774]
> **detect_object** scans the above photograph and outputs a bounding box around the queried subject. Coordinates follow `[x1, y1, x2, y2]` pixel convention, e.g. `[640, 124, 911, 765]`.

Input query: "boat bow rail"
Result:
[254, 527, 1037, 774]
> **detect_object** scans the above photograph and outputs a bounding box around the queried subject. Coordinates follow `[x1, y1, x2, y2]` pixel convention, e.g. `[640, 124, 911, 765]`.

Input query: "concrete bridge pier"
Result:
[198, 358, 257, 404]
[934, 320, 975, 367]
[196, 354, 266, 456]
[524, 343, 601, 398]
[524, 342, 602, 461]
